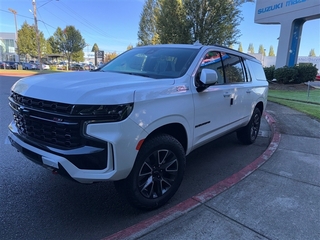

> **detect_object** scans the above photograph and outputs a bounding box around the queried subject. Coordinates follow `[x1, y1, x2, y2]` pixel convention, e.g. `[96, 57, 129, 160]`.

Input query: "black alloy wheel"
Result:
[114, 134, 186, 210]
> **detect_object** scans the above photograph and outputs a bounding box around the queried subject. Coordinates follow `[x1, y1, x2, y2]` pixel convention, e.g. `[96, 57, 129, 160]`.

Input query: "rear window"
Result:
[246, 60, 267, 81]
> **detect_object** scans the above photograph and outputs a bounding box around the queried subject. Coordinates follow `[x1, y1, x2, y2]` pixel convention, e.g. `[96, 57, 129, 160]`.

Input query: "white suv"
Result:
[8, 43, 268, 209]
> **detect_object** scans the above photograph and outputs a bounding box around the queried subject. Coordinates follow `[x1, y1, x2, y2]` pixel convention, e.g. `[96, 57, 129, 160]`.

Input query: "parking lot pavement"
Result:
[105, 102, 320, 240]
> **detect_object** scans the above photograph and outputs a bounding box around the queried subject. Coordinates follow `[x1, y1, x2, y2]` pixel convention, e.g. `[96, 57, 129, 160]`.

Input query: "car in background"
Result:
[71, 64, 85, 71]
[5, 61, 19, 69]
[316, 73, 320, 81]
[41, 63, 50, 70]
[0, 61, 10, 69]
[57, 62, 67, 70]
[82, 63, 95, 71]
[22, 62, 38, 70]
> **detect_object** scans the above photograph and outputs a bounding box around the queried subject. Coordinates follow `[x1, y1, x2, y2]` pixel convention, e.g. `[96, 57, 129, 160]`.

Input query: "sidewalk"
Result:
[106, 102, 320, 240]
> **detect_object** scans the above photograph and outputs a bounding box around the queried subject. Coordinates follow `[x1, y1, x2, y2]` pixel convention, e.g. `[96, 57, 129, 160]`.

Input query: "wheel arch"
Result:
[255, 101, 264, 114]
[144, 123, 188, 154]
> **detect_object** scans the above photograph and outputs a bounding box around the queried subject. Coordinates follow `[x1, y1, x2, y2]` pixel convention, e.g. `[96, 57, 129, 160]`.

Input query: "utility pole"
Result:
[32, 0, 42, 70]
[8, 8, 19, 62]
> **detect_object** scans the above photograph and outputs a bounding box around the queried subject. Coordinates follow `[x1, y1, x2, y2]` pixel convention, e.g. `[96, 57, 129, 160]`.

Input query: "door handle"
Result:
[223, 92, 231, 97]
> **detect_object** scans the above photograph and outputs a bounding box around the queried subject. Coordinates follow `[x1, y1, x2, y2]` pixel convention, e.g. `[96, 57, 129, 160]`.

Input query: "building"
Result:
[254, 0, 320, 68]
[0, 32, 18, 62]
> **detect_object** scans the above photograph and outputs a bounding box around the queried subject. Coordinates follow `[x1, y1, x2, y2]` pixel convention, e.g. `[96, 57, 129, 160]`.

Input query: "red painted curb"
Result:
[103, 112, 281, 240]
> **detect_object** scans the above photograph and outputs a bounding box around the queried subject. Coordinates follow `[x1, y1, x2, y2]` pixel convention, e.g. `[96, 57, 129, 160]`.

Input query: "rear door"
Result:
[222, 54, 253, 123]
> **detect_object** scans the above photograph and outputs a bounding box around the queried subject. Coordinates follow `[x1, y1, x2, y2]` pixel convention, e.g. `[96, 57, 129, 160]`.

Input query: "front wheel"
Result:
[237, 107, 261, 145]
[114, 134, 186, 210]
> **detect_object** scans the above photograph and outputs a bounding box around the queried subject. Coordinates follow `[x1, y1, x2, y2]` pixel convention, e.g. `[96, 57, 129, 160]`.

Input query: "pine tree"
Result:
[156, 0, 191, 44]
[309, 49, 316, 57]
[268, 45, 275, 56]
[258, 44, 265, 56]
[17, 21, 46, 60]
[137, 0, 159, 45]
[91, 43, 99, 53]
[248, 43, 254, 53]
[238, 42, 243, 52]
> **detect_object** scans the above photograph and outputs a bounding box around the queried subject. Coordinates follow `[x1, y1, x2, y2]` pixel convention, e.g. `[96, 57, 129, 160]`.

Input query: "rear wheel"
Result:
[237, 107, 261, 145]
[114, 134, 186, 210]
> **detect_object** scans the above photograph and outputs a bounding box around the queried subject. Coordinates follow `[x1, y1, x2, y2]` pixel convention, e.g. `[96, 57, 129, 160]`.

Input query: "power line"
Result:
[0, 9, 34, 21]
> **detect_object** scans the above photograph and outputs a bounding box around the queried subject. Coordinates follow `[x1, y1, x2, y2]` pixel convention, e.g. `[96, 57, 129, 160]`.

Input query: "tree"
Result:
[53, 26, 86, 68]
[72, 50, 84, 62]
[248, 43, 254, 53]
[268, 45, 275, 56]
[258, 44, 265, 56]
[127, 44, 134, 50]
[17, 21, 46, 60]
[138, 0, 159, 45]
[238, 42, 243, 52]
[105, 52, 118, 62]
[91, 43, 99, 53]
[155, 0, 191, 44]
[138, 0, 244, 46]
[309, 49, 316, 57]
[183, 0, 243, 45]
[17, 22, 35, 59]
[91, 43, 99, 66]
[47, 36, 60, 54]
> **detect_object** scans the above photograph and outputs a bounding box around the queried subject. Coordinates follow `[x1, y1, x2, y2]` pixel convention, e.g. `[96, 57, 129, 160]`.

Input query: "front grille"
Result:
[13, 112, 81, 148]
[10, 92, 83, 149]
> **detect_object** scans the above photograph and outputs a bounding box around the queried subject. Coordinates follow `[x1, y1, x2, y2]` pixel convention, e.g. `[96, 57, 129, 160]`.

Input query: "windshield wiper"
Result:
[124, 72, 151, 78]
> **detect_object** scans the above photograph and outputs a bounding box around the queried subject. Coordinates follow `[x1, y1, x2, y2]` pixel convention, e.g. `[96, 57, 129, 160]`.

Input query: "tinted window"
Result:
[246, 60, 266, 81]
[222, 54, 246, 83]
[199, 51, 225, 84]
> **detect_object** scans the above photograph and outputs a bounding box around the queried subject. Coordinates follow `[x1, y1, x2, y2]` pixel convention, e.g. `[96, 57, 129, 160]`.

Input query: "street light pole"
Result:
[8, 8, 19, 63]
[32, 0, 42, 70]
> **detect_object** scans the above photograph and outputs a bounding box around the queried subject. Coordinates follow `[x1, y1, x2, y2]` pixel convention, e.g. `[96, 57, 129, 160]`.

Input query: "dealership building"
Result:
[254, 0, 320, 68]
[0, 32, 17, 62]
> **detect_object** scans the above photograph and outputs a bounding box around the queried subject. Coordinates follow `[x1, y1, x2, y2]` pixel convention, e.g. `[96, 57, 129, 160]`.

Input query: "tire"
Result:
[114, 134, 186, 210]
[237, 107, 261, 145]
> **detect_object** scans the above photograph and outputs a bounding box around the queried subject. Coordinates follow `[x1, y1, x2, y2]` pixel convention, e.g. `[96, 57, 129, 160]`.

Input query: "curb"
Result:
[103, 112, 281, 240]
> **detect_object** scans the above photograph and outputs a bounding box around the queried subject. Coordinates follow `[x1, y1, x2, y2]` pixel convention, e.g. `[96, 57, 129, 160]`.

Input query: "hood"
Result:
[11, 71, 175, 104]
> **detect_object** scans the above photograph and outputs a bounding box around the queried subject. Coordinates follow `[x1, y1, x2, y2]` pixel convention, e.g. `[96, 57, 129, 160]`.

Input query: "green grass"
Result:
[268, 89, 320, 120]
[268, 89, 320, 104]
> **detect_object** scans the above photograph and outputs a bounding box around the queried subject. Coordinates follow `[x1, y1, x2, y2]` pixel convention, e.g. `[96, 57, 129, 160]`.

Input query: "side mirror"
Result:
[196, 69, 218, 92]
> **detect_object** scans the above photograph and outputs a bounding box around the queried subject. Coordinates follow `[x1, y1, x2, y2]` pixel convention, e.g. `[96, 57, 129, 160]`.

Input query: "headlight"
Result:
[71, 103, 133, 122]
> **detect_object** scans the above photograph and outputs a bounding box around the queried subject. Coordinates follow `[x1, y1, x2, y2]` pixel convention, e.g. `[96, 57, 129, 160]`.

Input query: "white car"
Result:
[41, 64, 50, 70]
[8, 43, 268, 210]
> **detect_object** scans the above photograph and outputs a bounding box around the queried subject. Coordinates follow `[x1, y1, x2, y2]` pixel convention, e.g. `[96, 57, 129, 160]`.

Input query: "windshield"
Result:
[99, 47, 199, 79]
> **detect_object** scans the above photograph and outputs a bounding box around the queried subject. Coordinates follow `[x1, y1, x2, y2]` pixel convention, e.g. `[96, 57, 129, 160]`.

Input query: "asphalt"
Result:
[105, 101, 320, 240]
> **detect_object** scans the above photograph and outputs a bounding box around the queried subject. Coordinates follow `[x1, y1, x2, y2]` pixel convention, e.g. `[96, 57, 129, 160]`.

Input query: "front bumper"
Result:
[8, 118, 144, 183]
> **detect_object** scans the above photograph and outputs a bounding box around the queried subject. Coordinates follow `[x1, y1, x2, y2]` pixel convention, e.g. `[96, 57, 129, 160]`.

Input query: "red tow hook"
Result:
[52, 169, 58, 175]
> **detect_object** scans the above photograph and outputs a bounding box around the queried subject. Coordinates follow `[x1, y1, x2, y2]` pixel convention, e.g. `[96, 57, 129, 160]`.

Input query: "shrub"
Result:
[264, 65, 275, 80]
[50, 65, 57, 71]
[274, 66, 298, 84]
[294, 63, 318, 83]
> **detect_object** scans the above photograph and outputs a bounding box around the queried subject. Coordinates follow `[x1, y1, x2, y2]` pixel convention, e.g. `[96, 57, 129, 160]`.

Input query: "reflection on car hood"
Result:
[11, 71, 175, 104]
